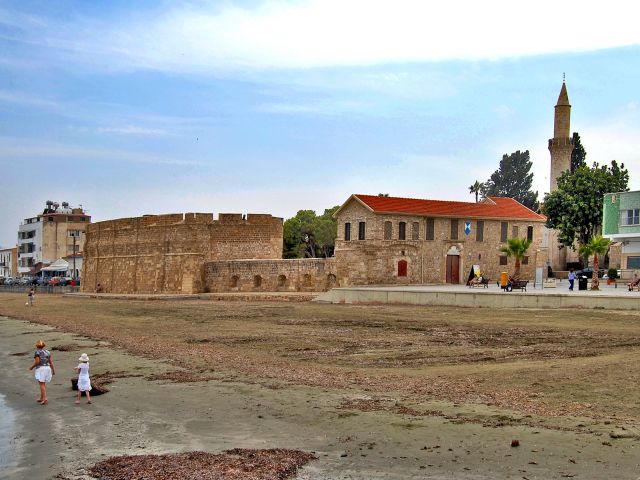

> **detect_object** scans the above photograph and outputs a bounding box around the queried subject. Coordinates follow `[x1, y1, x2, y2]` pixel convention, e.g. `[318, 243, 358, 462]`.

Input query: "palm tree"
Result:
[469, 181, 484, 203]
[578, 235, 611, 290]
[500, 237, 532, 280]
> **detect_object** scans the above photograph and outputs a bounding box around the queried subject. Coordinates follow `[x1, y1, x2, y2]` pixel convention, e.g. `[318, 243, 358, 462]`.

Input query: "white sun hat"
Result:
[78, 353, 89, 362]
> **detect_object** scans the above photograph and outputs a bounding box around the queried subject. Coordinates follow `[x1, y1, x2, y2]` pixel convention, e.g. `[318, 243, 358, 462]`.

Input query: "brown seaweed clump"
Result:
[89, 448, 316, 480]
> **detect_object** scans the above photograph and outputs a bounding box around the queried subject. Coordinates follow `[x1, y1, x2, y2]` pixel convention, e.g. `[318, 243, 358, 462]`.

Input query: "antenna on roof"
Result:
[563, 72, 565, 83]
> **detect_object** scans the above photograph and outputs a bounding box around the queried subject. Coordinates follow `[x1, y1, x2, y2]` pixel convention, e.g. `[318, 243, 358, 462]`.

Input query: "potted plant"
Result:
[607, 267, 618, 286]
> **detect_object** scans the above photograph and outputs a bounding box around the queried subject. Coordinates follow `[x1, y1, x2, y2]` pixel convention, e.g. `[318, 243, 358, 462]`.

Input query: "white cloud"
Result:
[0, 138, 203, 166]
[257, 99, 368, 115]
[0, 89, 59, 108]
[8, 1, 640, 73]
[97, 125, 169, 136]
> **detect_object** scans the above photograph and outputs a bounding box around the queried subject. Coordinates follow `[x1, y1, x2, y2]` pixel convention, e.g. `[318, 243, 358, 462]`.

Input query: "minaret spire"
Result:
[548, 79, 574, 192]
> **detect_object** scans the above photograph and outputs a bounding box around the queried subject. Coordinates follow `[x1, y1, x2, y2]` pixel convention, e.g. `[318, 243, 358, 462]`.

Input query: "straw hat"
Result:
[78, 353, 89, 362]
[35, 340, 45, 348]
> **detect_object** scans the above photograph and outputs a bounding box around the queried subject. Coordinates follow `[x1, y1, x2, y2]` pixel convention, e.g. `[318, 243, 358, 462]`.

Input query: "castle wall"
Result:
[203, 258, 336, 293]
[81, 213, 283, 294]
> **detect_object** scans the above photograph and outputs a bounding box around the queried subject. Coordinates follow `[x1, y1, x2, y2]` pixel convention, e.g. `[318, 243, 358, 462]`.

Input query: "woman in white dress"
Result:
[29, 340, 55, 405]
[75, 353, 92, 404]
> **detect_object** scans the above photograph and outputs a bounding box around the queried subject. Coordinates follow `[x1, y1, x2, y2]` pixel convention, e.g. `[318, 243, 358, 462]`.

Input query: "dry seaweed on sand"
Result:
[89, 448, 316, 480]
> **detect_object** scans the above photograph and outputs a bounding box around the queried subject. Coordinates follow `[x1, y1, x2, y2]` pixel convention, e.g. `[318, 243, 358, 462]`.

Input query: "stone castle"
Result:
[82, 80, 576, 294]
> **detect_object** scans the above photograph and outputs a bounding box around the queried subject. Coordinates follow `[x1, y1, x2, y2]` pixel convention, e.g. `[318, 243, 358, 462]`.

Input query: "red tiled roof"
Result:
[352, 194, 546, 221]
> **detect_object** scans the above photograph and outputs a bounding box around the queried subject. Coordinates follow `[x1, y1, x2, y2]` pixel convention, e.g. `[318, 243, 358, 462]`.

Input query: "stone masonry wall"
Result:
[82, 213, 283, 294]
[204, 258, 336, 293]
[334, 200, 546, 286]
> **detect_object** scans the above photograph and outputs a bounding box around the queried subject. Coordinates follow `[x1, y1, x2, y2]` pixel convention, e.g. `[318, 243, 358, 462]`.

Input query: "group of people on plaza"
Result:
[29, 340, 93, 406]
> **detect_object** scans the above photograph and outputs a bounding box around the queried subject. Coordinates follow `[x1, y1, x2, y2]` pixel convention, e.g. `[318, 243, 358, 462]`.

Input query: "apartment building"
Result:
[17, 201, 91, 275]
[0, 246, 17, 278]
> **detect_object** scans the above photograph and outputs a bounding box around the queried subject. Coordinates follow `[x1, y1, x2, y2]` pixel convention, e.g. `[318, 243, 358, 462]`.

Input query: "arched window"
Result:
[253, 275, 262, 288]
[326, 274, 337, 289]
[230, 275, 239, 288]
[277, 274, 287, 289]
[398, 221, 406, 240]
[384, 221, 392, 240]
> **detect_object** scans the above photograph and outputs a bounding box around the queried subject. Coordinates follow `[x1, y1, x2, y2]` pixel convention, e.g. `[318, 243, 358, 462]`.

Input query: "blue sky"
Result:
[1, 0, 640, 247]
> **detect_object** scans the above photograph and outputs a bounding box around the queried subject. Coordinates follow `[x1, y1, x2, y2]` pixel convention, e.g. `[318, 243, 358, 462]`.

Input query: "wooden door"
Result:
[446, 255, 460, 284]
[398, 260, 408, 277]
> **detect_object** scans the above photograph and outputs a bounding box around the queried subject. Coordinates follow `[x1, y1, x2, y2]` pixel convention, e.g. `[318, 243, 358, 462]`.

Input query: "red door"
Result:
[398, 260, 408, 277]
[446, 255, 460, 284]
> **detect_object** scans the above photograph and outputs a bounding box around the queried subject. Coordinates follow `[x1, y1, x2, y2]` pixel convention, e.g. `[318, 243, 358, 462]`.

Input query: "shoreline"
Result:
[0, 394, 16, 474]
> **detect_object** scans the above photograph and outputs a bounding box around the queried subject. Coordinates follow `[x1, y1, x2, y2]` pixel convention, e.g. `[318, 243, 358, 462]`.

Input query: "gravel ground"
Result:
[1, 295, 640, 479]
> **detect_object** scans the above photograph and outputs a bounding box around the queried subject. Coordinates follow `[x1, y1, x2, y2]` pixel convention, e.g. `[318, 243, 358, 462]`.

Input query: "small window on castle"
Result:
[499, 255, 508, 266]
[398, 222, 406, 240]
[303, 274, 313, 287]
[412, 222, 419, 240]
[523, 256, 529, 265]
[500, 222, 508, 242]
[426, 218, 434, 241]
[344, 222, 351, 241]
[358, 222, 366, 240]
[512, 225, 519, 238]
[384, 221, 392, 240]
[527, 225, 534, 241]
[230, 275, 239, 288]
[450, 219, 459, 240]
[253, 275, 262, 288]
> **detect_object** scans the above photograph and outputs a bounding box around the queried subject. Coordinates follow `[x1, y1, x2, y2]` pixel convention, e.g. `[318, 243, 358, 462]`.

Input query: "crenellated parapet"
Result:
[81, 212, 283, 294]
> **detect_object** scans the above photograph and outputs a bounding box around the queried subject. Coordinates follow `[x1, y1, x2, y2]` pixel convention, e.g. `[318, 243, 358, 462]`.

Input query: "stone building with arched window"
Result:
[333, 194, 546, 285]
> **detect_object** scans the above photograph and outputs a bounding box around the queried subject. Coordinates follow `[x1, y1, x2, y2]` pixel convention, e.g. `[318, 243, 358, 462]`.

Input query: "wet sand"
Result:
[1, 314, 640, 479]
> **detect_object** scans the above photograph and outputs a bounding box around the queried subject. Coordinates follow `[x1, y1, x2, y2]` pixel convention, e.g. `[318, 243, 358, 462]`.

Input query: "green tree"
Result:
[282, 206, 339, 259]
[570, 132, 587, 173]
[468, 180, 483, 203]
[543, 160, 629, 249]
[499, 237, 532, 279]
[481, 150, 538, 210]
[578, 235, 610, 290]
[313, 206, 340, 258]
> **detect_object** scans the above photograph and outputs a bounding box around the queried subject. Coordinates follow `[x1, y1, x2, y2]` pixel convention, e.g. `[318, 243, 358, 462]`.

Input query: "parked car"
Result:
[3, 277, 15, 285]
[575, 267, 605, 278]
[0, 277, 5, 285]
[19, 276, 33, 285]
[48, 276, 62, 286]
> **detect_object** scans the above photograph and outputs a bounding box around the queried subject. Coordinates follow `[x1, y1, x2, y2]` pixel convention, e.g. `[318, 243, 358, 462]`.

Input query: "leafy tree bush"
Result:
[283, 206, 339, 258]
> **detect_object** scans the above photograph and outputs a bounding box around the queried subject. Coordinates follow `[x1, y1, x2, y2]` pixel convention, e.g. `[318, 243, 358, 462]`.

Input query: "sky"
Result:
[1, 0, 640, 247]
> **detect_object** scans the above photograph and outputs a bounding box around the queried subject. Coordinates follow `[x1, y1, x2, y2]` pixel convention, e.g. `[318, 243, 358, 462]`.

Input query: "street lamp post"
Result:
[73, 234, 77, 282]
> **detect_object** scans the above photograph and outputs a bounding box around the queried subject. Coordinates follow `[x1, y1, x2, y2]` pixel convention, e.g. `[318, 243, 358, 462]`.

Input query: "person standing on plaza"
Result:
[568, 268, 576, 291]
[27, 288, 35, 306]
[29, 340, 55, 405]
[75, 353, 92, 404]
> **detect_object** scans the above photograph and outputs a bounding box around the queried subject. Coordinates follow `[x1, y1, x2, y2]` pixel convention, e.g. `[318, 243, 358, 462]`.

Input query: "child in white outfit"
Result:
[75, 353, 92, 404]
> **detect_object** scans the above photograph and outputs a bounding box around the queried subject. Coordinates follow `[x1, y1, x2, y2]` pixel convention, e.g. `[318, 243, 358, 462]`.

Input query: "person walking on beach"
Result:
[27, 288, 35, 306]
[568, 268, 576, 291]
[29, 340, 55, 405]
[75, 353, 92, 404]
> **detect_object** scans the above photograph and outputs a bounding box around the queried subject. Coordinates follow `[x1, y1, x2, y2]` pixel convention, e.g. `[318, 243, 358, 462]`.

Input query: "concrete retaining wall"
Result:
[315, 287, 640, 310]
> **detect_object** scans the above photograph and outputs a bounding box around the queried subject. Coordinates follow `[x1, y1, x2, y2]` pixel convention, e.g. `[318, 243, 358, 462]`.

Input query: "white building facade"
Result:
[17, 216, 43, 275]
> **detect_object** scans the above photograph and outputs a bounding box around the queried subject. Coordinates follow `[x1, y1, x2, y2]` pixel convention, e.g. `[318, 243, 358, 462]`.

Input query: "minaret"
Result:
[548, 79, 574, 192]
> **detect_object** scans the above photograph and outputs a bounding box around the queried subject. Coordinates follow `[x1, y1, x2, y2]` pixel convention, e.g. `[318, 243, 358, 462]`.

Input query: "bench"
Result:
[502, 280, 528, 292]
[469, 277, 489, 288]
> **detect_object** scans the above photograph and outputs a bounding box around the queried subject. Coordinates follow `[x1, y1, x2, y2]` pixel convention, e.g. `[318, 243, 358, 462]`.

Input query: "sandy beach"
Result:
[1, 295, 640, 479]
